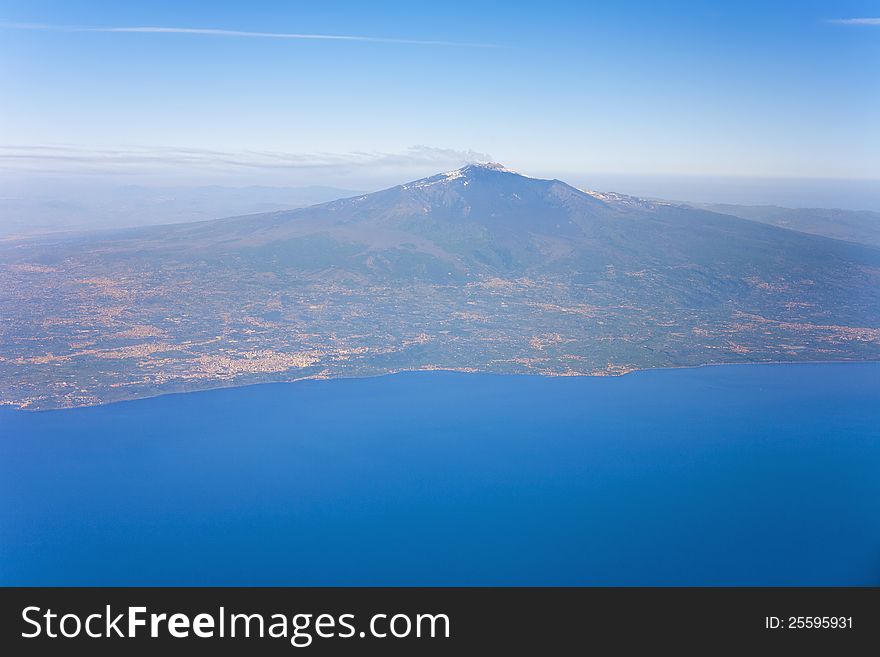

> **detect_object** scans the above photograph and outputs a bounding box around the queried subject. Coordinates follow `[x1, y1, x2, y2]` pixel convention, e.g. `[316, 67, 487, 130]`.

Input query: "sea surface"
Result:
[2, 363, 879, 586]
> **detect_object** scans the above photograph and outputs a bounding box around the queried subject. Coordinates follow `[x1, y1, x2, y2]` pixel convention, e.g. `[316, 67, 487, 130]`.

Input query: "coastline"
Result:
[3, 357, 879, 414]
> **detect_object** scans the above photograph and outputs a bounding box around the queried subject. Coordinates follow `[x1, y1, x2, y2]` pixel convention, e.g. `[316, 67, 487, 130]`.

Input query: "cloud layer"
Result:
[0, 144, 493, 178]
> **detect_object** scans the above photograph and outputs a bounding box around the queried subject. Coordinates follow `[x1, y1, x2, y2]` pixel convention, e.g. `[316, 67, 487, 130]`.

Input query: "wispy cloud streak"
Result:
[828, 18, 880, 26]
[0, 145, 493, 176]
[0, 21, 495, 47]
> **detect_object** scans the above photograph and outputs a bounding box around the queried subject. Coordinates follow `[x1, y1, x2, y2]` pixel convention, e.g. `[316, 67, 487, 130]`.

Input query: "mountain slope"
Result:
[690, 203, 880, 248]
[2, 163, 880, 408]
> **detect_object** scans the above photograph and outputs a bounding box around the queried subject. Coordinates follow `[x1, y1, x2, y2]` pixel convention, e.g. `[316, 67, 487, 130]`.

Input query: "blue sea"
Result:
[1, 363, 879, 586]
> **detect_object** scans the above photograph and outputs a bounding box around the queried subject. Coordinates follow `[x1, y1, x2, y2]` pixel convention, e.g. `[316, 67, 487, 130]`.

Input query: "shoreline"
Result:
[4, 357, 879, 414]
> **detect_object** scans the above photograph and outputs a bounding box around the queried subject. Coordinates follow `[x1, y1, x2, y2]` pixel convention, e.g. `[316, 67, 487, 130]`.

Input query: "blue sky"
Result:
[1, 0, 878, 192]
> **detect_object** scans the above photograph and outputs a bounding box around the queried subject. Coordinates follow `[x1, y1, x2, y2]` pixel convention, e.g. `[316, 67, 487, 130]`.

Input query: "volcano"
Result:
[2, 163, 879, 408]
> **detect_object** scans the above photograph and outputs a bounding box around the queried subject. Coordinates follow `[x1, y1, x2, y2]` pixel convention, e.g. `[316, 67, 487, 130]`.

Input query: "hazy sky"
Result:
[1, 0, 879, 192]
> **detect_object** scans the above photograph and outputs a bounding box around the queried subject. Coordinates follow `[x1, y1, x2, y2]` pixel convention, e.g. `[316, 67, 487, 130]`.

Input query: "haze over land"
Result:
[2, 163, 879, 409]
[0, 182, 362, 237]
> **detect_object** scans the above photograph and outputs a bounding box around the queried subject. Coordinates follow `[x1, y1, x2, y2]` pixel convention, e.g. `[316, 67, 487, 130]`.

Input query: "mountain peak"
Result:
[454, 162, 531, 179]
[461, 162, 519, 174]
[401, 162, 536, 191]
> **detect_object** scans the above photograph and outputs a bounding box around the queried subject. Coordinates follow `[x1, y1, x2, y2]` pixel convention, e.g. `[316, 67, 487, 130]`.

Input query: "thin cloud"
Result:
[828, 18, 880, 25]
[0, 145, 493, 176]
[0, 21, 495, 47]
